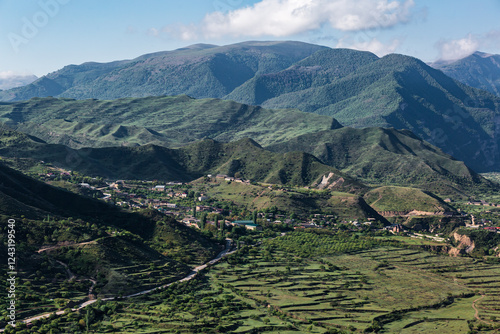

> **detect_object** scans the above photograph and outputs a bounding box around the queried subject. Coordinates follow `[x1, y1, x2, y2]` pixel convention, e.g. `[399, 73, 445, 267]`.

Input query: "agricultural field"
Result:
[7, 230, 500, 333]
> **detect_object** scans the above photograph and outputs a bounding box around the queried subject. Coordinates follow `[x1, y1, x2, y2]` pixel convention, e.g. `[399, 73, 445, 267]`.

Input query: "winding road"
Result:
[0, 239, 234, 331]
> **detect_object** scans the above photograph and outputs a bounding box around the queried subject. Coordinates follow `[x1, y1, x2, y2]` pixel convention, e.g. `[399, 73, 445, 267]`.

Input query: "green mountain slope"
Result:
[0, 159, 214, 250]
[432, 51, 500, 97]
[0, 95, 340, 148]
[225, 48, 379, 105]
[0, 161, 220, 296]
[266, 127, 496, 197]
[0, 128, 362, 191]
[364, 186, 455, 213]
[2, 41, 500, 171]
[196, 178, 384, 222]
[0, 41, 326, 101]
[257, 54, 500, 172]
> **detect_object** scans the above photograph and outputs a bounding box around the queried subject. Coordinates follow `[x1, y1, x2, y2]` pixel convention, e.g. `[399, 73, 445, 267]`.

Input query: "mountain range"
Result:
[0, 127, 362, 191]
[0, 95, 340, 149]
[0, 125, 495, 198]
[266, 127, 493, 197]
[432, 51, 500, 97]
[1, 41, 499, 172]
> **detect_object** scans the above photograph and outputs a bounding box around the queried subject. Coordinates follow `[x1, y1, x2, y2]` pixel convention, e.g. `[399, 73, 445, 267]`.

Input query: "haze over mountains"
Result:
[0, 72, 37, 90]
[1, 41, 499, 173]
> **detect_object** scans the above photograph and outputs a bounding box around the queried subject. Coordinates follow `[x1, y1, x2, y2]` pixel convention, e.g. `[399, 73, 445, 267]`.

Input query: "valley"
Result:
[2, 151, 500, 333]
[2, 40, 500, 334]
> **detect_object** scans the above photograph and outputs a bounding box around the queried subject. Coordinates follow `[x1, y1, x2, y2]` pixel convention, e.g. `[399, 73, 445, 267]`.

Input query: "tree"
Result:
[201, 213, 207, 229]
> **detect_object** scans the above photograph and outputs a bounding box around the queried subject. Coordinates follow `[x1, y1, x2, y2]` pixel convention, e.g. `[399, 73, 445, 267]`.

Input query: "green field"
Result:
[16, 230, 500, 333]
[198, 178, 378, 220]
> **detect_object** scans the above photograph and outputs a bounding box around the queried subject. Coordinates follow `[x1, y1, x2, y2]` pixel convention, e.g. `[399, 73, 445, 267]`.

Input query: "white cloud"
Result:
[0, 71, 37, 90]
[163, 0, 415, 40]
[336, 37, 401, 56]
[436, 30, 500, 61]
[436, 34, 479, 61]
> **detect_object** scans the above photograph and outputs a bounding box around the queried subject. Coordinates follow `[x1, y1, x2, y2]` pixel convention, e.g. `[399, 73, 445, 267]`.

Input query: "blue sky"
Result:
[1, 0, 500, 78]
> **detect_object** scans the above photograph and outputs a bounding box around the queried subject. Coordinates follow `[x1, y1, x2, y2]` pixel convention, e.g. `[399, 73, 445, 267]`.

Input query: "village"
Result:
[36, 168, 500, 238]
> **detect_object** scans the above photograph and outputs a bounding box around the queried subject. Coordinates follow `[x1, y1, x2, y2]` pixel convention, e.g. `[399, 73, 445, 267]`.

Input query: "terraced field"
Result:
[209, 247, 474, 333]
[20, 232, 500, 333]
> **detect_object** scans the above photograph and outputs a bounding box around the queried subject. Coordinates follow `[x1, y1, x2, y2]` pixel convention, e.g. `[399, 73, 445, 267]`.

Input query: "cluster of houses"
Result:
[212, 174, 251, 184]
[74, 177, 499, 235]
[180, 217, 262, 231]
[466, 200, 500, 207]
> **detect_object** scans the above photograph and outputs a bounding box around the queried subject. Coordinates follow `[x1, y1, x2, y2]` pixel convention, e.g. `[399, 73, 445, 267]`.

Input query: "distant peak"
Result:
[474, 51, 495, 58]
[176, 43, 218, 51]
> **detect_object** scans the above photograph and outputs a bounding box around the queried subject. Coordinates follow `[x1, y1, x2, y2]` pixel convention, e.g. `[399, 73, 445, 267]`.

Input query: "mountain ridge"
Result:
[431, 51, 500, 97]
[0, 127, 363, 192]
[0, 95, 341, 149]
[1, 41, 500, 171]
[1, 125, 495, 197]
[266, 127, 495, 197]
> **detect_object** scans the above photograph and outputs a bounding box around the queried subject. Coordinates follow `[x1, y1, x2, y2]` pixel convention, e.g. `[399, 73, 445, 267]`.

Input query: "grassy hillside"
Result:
[364, 186, 455, 213]
[0, 95, 340, 148]
[0, 161, 220, 299]
[266, 127, 496, 197]
[0, 128, 358, 189]
[196, 178, 381, 221]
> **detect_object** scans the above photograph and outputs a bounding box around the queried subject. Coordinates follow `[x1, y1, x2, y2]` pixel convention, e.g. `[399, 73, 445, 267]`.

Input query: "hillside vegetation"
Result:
[0, 162, 220, 298]
[432, 51, 500, 97]
[0, 128, 361, 190]
[1, 41, 500, 171]
[194, 177, 381, 221]
[0, 95, 340, 148]
[0, 41, 326, 101]
[266, 127, 496, 197]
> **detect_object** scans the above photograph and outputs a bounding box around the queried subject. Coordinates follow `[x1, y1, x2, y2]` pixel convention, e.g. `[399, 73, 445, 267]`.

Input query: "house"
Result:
[231, 220, 262, 231]
[384, 224, 405, 233]
[196, 205, 211, 212]
[198, 195, 208, 201]
[182, 216, 199, 226]
[294, 224, 318, 229]
[153, 185, 166, 191]
[166, 181, 183, 185]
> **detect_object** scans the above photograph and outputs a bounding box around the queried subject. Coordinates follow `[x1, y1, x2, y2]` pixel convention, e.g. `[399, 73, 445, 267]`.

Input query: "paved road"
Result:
[0, 239, 234, 331]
